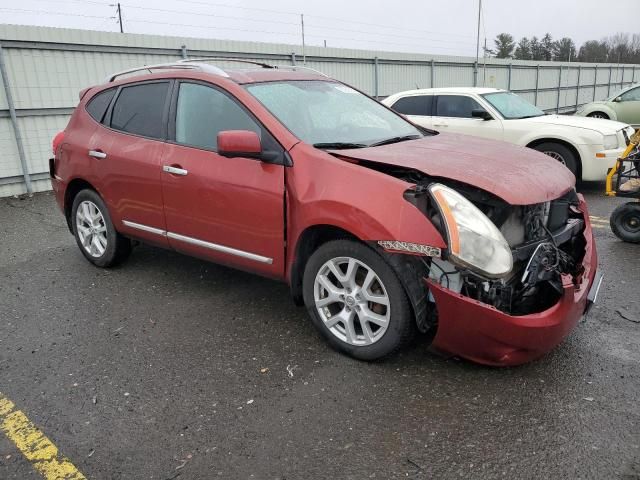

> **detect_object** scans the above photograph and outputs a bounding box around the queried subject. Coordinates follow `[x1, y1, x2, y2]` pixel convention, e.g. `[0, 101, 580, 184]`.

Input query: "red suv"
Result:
[50, 60, 601, 365]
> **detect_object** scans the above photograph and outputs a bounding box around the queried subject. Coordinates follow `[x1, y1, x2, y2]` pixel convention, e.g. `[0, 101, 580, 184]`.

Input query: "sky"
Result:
[0, 0, 637, 57]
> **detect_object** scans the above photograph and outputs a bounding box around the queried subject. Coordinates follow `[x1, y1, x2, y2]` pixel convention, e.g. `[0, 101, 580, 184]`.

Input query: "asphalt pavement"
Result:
[0, 185, 638, 480]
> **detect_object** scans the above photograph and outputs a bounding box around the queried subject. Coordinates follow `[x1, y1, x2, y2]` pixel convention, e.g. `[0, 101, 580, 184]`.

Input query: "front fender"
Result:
[579, 103, 617, 121]
[286, 144, 446, 267]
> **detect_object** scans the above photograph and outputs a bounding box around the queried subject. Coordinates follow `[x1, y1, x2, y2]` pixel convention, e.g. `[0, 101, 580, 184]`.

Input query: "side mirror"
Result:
[217, 130, 262, 158]
[471, 109, 493, 120]
[614, 96, 623, 103]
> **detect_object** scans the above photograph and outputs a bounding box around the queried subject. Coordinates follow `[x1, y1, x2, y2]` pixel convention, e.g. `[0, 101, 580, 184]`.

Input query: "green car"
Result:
[577, 83, 640, 128]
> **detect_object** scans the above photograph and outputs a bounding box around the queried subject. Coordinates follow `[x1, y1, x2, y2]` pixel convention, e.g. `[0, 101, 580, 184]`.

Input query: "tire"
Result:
[71, 189, 131, 267]
[610, 202, 640, 243]
[532, 142, 579, 179]
[302, 239, 415, 360]
[588, 111, 610, 120]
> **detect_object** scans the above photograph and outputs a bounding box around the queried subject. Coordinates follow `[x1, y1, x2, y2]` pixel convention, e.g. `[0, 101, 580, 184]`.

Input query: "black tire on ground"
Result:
[587, 111, 610, 120]
[302, 239, 415, 361]
[610, 202, 640, 243]
[71, 189, 132, 267]
[532, 142, 580, 179]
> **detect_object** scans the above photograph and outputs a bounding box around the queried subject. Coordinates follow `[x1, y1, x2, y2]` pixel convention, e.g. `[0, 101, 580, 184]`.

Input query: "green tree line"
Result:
[490, 32, 640, 63]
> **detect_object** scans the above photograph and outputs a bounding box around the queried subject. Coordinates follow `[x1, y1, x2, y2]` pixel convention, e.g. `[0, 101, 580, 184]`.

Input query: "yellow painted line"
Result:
[0, 392, 86, 480]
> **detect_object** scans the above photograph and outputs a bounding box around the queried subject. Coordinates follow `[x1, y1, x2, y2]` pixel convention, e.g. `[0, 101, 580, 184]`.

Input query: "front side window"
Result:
[621, 87, 640, 102]
[110, 82, 170, 139]
[246, 80, 423, 147]
[175, 82, 260, 151]
[481, 92, 545, 119]
[86, 88, 116, 123]
[436, 95, 484, 118]
[391, 95, 433, 116]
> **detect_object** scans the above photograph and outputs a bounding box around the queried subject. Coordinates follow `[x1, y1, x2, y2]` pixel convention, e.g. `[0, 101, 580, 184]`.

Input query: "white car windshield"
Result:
[246, 80, 424, 148]
[482, 92, 545, 120]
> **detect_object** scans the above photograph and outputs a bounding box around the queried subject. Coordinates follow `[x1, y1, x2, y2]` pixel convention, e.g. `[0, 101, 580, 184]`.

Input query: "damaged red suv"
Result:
[50, 60, 602, 366]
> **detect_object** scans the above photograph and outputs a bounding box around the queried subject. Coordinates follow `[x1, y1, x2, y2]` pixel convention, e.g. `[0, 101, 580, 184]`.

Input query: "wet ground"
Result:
[0, 186, 638, 480]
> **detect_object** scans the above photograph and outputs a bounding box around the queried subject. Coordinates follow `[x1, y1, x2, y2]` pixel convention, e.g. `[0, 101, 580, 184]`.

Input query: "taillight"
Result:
[52, 131, 65, 156]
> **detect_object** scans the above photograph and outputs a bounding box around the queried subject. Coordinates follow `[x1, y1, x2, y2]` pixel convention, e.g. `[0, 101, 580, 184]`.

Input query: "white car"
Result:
[382, 87, 634, 181]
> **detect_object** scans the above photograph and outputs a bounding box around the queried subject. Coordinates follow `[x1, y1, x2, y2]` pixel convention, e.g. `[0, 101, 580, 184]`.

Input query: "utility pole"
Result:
[301, 14, 306, 64]
[117, 3, 123, 33]
[474, 0, 481, 86]
[483, 37, 487, 86]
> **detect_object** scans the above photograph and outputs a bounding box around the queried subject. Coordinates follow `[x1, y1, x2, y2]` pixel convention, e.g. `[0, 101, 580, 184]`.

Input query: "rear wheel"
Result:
[532, 142, 579, 179]
[302, 240, 415, 360]
[71, 189, 131, 267]
[588, 111, 609, 119]
[610, 202, 640, 243]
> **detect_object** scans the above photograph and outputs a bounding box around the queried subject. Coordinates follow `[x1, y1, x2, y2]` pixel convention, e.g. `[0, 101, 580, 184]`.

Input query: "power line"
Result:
[0, 7, 110, 20]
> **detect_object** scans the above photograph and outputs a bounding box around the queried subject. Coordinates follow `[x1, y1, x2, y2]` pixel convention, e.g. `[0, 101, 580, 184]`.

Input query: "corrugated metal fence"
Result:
[1, 24, 639, 197]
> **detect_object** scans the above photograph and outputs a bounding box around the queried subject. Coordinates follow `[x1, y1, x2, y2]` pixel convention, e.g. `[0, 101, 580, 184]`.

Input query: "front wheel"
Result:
[71, 189, 131, 267]
[588, 111, 610, 120]
[532, 142, 579, 179]
[302, 240, 415, 360]
[610, 202, 640, 243]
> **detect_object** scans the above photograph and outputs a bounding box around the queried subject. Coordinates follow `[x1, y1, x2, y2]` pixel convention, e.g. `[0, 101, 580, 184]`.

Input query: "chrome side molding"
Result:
[122, 220, 273, 265]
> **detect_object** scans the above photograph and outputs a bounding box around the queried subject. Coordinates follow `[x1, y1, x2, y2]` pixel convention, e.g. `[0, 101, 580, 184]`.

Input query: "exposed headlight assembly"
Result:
[603, 134, 618, 150]
[429, 183, 513, 278]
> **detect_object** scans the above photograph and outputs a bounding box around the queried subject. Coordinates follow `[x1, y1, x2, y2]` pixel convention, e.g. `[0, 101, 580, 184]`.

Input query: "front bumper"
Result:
[579, 145, 625, 181]
[427, 196, 598, 367]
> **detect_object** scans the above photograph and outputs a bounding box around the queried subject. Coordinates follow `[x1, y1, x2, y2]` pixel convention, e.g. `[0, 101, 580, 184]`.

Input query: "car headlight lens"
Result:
[429, 183, 513, 278]
[603, 134, 618, 150]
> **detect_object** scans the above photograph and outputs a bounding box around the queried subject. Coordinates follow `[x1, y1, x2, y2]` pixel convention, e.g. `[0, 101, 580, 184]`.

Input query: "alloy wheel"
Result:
[543, 150, 566, 165]
[313, 256, 390, 346]
[76, 200, 108, 258]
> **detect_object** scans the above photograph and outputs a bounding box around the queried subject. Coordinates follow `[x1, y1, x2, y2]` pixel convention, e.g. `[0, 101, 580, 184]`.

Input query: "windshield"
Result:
[482, 92, 545, 119]
[246, 80, 423, 147]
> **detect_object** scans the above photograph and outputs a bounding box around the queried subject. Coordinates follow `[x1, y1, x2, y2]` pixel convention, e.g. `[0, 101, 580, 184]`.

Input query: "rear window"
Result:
[86, 88, 116, 123]
[391, 95, 433, 116]
[110, 82, 170, 139]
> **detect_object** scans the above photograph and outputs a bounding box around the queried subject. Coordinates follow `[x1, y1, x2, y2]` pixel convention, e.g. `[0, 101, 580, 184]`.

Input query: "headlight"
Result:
[603, 134, 618, 150]
[429, 183, 513, 278]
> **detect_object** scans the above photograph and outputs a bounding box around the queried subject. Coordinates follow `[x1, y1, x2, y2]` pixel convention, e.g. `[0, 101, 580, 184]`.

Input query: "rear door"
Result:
[161, 80, 286, 278]
[388, 95, 434, 128]
[95, 80, 172, 247]
[433, 94, 503, 140]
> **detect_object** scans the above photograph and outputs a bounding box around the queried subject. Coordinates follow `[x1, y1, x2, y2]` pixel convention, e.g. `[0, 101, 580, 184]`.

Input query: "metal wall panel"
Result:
[1, 24, 639, 196]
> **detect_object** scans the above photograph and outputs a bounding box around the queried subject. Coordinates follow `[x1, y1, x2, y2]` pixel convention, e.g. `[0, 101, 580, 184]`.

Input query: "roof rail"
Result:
[178, 57, 275, 69]
[103, 62, 229, 83]
[273, 65, 329, 77]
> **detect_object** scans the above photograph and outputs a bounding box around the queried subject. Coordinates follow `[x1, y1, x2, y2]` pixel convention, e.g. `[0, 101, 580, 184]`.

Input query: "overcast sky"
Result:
[1, 0, 637, 57]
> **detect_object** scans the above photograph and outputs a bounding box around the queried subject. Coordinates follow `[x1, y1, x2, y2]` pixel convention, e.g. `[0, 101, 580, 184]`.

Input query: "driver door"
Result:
[614, 87, 640, 127]
[161, 81, 286, 278]
[432, 95, 504, 141]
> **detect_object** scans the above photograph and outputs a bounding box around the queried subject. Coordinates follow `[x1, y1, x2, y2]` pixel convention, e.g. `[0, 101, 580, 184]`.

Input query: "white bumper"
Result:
[578, 144, 624, 181]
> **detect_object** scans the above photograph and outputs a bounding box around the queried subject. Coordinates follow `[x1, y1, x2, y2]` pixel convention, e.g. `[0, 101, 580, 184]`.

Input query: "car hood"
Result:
[525, 113, 627, 134]
[331, 133, 575, 205]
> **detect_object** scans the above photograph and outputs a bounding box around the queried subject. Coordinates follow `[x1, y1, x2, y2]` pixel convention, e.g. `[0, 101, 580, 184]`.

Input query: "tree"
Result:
[553, 37, 577, 61]
[578, 40, 609, 63]
[514, 37, 532, 60]
[541, 33, 554, 61]
[530, 36, 545, 61]
[494, 33, 515, 59]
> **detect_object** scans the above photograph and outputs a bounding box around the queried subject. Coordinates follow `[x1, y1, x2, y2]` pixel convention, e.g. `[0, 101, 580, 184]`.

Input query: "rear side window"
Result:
[175, 82, 260, 151]
[391, 95, 433, 116]
[86, 88, 116, 123]
[110, 82, 170, 139]
[436, 95, 482, 118]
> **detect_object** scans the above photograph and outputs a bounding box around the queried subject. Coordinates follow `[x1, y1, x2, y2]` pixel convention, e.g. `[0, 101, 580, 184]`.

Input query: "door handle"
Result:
[88, 150, 107, 159]
[163, 165, 188, 176]
[433, 123, 448, 127]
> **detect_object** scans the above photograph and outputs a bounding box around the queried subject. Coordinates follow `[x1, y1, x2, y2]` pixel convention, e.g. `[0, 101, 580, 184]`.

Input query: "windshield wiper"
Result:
[368, 134, 422, 147]
[313, 142, 367, 149]
[514, 114, 544, 119]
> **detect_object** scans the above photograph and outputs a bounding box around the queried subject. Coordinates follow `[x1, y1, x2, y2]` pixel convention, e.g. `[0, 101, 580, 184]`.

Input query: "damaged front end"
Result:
[395, 169, 596, 365]
[419, 184, 587, 316]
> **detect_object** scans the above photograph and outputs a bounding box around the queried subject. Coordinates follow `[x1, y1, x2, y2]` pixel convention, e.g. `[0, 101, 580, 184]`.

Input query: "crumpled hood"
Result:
[331, 133, 575, 205]
[526, 114, 628, 134]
